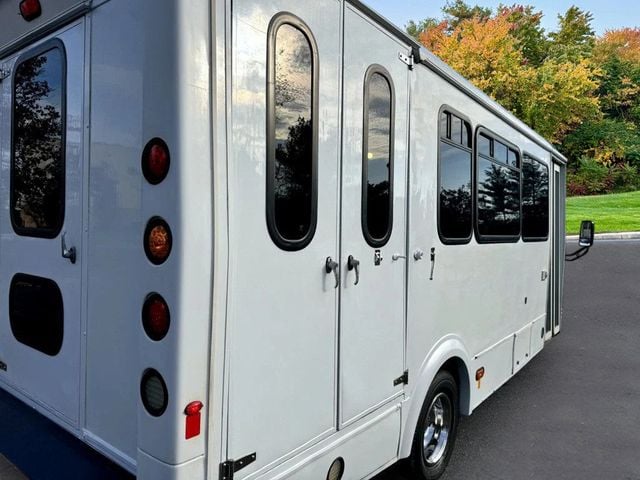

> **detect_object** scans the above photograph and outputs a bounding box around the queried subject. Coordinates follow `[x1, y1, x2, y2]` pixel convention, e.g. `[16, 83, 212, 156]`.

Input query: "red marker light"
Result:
[142, 293, 170, 341]
[19, 0, 41, 21]
[142, 138, 170, 185]
[184, 401, 204, 439]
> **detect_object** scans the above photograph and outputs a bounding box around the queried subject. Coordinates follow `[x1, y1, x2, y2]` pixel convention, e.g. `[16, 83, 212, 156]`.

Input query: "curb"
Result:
[566, 232, 640, 241]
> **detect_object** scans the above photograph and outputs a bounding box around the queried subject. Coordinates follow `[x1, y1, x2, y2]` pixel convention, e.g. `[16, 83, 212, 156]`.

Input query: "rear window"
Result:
[11, 42, 66, 238]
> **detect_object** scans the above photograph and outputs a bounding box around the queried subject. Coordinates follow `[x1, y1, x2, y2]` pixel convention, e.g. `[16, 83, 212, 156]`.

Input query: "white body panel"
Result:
[0, 1, 566, 479]
[339, 5, 408, 427]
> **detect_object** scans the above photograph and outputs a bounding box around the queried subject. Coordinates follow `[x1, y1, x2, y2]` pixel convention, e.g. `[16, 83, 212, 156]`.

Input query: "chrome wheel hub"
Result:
[422, 392, 452, 465]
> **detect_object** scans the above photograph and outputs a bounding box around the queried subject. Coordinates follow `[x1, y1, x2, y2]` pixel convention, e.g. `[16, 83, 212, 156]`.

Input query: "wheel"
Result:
[409, 370, 459, 480]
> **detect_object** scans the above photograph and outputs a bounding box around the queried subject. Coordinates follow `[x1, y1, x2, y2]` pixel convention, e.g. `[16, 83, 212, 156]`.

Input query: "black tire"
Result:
[409, 370, 459, 480]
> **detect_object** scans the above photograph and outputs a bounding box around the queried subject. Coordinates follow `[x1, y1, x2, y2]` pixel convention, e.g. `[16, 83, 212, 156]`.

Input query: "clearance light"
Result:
[140, 369, 168, 417]
[19, 0, 41, 21]
[142, 293, 170, 341]
[475, 367, 485, 381]
[184, 401, 204, 439]
[142, 138, 170, 185]
[144, 217, 172, 265]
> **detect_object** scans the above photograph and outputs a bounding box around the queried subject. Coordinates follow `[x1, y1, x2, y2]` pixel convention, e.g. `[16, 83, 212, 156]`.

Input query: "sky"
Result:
[365, 0, 640, 36]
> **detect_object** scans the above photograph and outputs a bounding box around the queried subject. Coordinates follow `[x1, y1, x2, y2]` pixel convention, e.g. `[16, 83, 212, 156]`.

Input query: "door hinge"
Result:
[219, 452, 256, 480]
[393, 370, 409, 386]
[398, 52, 414, 69]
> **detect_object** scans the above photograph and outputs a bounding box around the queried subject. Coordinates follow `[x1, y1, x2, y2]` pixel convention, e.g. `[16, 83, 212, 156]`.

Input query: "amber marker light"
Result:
[144, 217, 173, 265]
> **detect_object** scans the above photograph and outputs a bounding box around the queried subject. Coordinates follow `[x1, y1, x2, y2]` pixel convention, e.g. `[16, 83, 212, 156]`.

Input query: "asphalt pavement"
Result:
[1, 240, 639, 479]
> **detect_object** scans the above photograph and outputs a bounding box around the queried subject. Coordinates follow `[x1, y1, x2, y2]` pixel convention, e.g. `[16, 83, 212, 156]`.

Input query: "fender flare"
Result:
[399, 335, 473, 459]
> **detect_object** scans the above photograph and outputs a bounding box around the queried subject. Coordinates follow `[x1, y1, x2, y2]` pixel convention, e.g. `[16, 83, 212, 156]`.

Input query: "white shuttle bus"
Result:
[0, 0, 568, 479]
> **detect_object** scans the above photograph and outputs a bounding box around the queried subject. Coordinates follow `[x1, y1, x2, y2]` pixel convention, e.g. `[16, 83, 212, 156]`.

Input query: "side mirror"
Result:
[579, 220, 595, 247]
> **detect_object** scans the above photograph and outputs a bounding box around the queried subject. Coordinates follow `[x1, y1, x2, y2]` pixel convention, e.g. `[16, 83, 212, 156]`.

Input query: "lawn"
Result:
[566, 190, 640, 234]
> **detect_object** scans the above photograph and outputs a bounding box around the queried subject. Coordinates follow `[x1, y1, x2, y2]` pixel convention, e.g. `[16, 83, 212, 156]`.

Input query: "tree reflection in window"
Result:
[522, 157, 549, 240]
[438, 111, 472, 242]
[363, 70, 393, 246]
[271, 23, 315, 246]
[12, 47, 64, 237]
[477, 158, 521, 237]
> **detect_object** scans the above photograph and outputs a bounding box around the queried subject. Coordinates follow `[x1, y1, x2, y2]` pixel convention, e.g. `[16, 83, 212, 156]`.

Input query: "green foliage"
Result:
[567, 157, 611, 196]
[406, 18, 440, 39]
[498, 4, 548, 66]
[563, 119, 640, 166]
[548, 6, 595, 61]
[442, 0, 492, 29]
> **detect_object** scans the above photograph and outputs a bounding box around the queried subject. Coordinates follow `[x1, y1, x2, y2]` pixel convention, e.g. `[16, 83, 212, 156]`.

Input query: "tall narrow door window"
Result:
[12, 44, 66, 238]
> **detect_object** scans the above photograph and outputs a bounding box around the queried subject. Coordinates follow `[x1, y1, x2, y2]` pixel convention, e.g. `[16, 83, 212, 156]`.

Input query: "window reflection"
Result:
[439, 141, 472, 240]
[12, 48, 64, 236]
[272, 24, 314, 243]
[477, 158, 520, 237]
[522, 158, 549, 239]
[364, 71, 393, 245]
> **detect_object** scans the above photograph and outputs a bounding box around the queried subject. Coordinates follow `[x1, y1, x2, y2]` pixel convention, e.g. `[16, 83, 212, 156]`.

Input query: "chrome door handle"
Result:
[61, 232, 76, 264]
[347, 255, 360, 285]
[325, 257, 339, 288]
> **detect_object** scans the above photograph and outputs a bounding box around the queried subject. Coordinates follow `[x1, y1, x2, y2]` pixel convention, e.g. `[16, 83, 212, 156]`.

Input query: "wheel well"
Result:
[440, 357, 471, 415]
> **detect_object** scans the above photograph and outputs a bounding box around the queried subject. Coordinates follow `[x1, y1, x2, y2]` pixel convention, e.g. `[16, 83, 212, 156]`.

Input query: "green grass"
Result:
[566, 190, 640, 234]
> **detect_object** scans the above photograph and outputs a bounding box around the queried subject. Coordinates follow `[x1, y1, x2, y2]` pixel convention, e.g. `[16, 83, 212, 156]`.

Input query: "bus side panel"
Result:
[85, 0, 145, 467]
[402, 63, 551, 458]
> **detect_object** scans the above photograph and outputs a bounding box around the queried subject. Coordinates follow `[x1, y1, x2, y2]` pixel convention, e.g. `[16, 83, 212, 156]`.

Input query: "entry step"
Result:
[0, 454, 28, 480]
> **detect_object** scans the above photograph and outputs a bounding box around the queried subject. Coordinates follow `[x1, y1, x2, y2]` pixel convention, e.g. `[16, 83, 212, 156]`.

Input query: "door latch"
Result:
[61, 232, 77, 264]
[347, 255, 360, 285]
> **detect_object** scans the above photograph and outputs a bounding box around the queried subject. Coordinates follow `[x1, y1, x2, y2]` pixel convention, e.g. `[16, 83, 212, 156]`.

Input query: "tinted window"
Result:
[451, 116, 462, 144]
[10, 273, 63, 356]
[439, 141, 472, 240]
[478, 134, 491, 157]
[494, 141, 508, 163]
[363, 70, 393, 246]
[477, 158, 520, 237]
[522, 157, 549, 240]
[12, 46, 65, 238]
[267, 20, 317, 250]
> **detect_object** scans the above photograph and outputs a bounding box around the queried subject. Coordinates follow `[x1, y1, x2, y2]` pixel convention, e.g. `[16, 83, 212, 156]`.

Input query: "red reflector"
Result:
[185, 401, 203, 440]
[19, 0, 42, 21]
[475, 367, 485, 381]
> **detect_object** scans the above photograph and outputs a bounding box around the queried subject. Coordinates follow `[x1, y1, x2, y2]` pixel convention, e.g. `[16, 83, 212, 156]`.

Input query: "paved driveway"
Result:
[1, 240, 639, 479]
[375, 239, 640, 480]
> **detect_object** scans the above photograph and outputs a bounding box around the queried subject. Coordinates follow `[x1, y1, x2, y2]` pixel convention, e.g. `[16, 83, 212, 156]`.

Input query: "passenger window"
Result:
[478, 134, 491, 157]
[476, 131, 521, 240]
[267, 17, 318, 250]
[11, 45, 65, 238]
[494, 141, 508, 164]
[362, 68, 394, 247]
[522, 156, 549, 241]
[438, 110, 472, 243]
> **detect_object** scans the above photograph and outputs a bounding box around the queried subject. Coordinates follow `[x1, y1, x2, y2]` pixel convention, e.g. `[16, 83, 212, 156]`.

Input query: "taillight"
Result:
[140, 369, 169, 417]
[19, 0, 41, 21]
[142, 138, 170, 185]
[144, 217, 172, 265]
[142, 293, 170, 341]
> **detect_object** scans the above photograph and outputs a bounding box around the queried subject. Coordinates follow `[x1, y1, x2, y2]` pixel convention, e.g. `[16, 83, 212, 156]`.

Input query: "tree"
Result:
[548, 6, 595, 60]
[406, 18, 440, 39]
[442, 0, 492, 29]
[498, 4, 548, 66]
